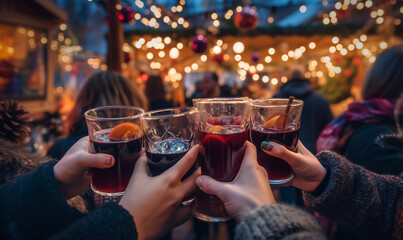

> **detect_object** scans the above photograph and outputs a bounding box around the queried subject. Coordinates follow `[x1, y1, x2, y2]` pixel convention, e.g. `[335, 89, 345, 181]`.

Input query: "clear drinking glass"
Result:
[141, 107, 199, 205]
[84, 106, 144, 205]
[193, 97, 251, 222]
[250, 98, 303, 184]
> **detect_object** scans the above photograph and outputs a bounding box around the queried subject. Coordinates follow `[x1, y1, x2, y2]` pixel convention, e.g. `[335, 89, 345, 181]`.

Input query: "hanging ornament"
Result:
[234, 7, 259, 31]
[117, 5, 135, 24]
[213, 53, 225, 63]
[353, 57, 361, 66]
[336, 8, 350, 19]
[191, 35, 208, 53]
[251, 53, 260, 63]
[343, 69, 352, 78]
[124, 52, 131, 63]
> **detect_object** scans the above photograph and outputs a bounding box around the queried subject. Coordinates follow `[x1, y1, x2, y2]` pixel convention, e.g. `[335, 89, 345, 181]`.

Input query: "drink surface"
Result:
[91, 131, 143, 193]
[146, 139, 197, 178]
[251, 126, 299, 180]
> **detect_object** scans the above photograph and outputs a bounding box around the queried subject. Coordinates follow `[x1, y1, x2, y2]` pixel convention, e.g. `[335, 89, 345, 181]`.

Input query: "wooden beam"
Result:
[107, 0, 123, 73]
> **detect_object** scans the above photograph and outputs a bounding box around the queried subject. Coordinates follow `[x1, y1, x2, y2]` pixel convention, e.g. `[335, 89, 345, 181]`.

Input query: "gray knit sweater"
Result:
[235, 151, 402, 240]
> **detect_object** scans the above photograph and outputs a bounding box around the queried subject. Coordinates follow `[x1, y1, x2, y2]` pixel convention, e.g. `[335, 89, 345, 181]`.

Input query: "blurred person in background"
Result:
[47, 71, 147, 160]
[317, 45, 403, 175]
[145, 75, 173, 111]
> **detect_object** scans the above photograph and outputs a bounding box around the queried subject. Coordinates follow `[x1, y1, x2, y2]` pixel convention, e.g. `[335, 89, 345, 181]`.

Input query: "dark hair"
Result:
[145, 75, 166, 103]
[66, 71, 147, 134]
[208, 72, 219, 83]
[362, 45, 403, 100]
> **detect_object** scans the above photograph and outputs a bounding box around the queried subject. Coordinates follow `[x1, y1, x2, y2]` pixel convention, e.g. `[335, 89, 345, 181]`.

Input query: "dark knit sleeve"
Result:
[235, 204, 326, 240]
[304, 151, 403, 239]
[49, 203, 137, 240]
[0, 160, 84, 239]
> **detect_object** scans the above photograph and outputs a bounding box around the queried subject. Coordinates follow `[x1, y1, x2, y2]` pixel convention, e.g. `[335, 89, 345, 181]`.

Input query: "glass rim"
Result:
[84, 106, 145, 121]
[195, 97, 251, 104]
[251, 98, 304, 107]
[141, 106, 198, 120]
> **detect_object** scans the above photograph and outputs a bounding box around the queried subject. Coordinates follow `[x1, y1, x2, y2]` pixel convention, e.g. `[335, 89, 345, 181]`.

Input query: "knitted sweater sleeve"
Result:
[0, 160, 84, 239]
[304, 151, 403, 239]
[49, 203, 137, 240]
[235, 204, 326, 240]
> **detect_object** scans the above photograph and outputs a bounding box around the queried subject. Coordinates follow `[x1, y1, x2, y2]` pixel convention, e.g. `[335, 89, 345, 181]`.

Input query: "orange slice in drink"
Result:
[264, 114, 290, 129]
[109, 122, 140, 140]
[209, 125, 227, 134]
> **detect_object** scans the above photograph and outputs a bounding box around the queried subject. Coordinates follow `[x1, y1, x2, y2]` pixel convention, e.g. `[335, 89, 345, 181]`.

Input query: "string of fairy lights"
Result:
[55, 0, 402, 90]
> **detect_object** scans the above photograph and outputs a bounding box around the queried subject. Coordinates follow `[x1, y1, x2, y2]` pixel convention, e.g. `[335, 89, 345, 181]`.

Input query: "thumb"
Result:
[260, 141, 299, 167]
[76, 152, 115, 169]
[196, 176, 230, 202]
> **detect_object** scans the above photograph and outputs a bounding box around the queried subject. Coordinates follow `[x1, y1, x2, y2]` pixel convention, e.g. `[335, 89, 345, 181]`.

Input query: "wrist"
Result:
[310, 167, 330, 196]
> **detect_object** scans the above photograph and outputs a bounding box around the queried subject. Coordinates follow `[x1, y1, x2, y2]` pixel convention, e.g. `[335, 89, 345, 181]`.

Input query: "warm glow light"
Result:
[239, 69, 247, 76]
[323, 18, 330, 25]
[332, 36, 339, 44]
[41, 37, 48, 44]
[356, 42, 363, 49]
[362, 48, 370, 56]
[360, 35, 367, 42]
[336, 44, 343, 51]
[299, 5, 307, 13]
[235, 54, 242, 61]
[201, 55, 207, 62]
[60, 24, 67, 31]
[268, 48, 275, 55]
[135, 13, 141, 20]
[217, 39, 223, 46]
[365, 0, 373, 8]
[233, 42, 245, 54]
[281, 76, 288, 83]
[28, 30, 35, 37]
[212, 46, 222, 54]
[171, 22, 178, 28]
[380, 41, 388, 49]
[340, 48, 347, 55]
[169, 48, 179, 59]
[265, 56, 272, 63]
[348, 44, 355, 51]
[324, 56, 330, 63]
[335, 2, 342, 9]
[191, 63, 198, 70]
[370, 11, 377, 18]
[309, 42, 316, 49]
[376, 17, 384, 24]
[249, 66, 257, 73]
[177, 43, 183, 49]
[147, 52, 153, 60]
[305, 72, 311, 78]
[240, 75, 246, 81]
[267, 16, 274, 23]
[329, 71, 336, 77]
[369, 56, 376, 63]
[334, 67, 341, 73]
[257, 64, 264, 71]
[236, 6, 242, 12]
[159, 51, 165, 57]
[213, 20, 220, 27]
[164, 37, 171, 44]
[329, 46, 336, 53]
[317, 71, 324, 78]
[262, 76, 269, 83]
[211, 13, 218, 20]
[7, 47, 14, 54]
[357, 2, 364, 10]
[329, 11, 336, 18]
[281, 54, 289, 61]
[271, 78, 278, 85]
[184, 66, 191, 73]
[252, 74, 259, 81]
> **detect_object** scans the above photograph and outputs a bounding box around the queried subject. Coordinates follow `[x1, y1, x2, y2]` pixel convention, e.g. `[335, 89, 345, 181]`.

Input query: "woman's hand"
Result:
[261, 140, 326, 192]
[53, 137, 115, 199]
[195, 142, 275, 222]
[119, 145, 201, 240]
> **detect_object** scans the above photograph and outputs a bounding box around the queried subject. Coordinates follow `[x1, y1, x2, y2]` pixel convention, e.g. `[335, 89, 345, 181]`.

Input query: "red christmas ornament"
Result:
[334, 54, 343, 63]
[251, 53, 259, 63]
[234, 7, 259, 31]
[343, 69, 352, 78]
[191, 35, 208, 53]
[336, 9, 350, 19]
[353, 57, 361, 66]
[213, 53, 225, 63]
[124, 52, 131, 63]
[117, 6, 135, 24]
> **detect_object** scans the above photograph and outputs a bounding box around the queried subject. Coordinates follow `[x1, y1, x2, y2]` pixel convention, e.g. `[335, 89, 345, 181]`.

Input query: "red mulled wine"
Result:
[195, 128, 248, 220]
[251, 126, 299, 183]
[91, 132, 143, 193]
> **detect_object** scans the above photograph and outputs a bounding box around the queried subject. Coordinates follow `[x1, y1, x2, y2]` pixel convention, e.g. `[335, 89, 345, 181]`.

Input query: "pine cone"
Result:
[0, 100, 32, 144]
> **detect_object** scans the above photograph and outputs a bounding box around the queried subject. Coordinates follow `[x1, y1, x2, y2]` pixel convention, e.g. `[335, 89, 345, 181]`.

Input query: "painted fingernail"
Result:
[261, 141, 273, 151]
[105, 156, 113, 165]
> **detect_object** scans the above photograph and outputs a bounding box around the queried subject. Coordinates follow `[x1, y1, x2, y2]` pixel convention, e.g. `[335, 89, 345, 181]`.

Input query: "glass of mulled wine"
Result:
[141, 107, 199, 205]
[193, 97, 251, 222]
[250, 98, 303, 185]
[84, 106, 144, 204]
